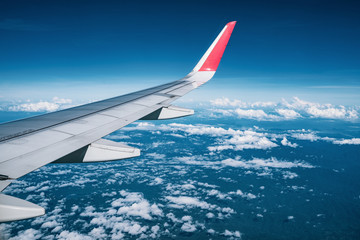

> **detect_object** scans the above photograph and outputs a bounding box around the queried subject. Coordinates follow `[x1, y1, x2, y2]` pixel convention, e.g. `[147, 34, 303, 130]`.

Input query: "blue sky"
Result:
[0, 0, 359, 105]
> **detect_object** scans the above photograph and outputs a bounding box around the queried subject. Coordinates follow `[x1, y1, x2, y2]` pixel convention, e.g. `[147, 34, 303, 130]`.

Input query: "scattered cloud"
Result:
[282, 171, 298, 179]
[149, 177, 164, 186]
[330, 138, 360, 145]
[112, 190, 163, 220]
[210, 97, 358, 121]
[228, 189, 256, 200]
[123, 122, 358, 150]
[281, 137, 298, 148]
[223, 229, 242, 239]
[147, 153, 166, 160]
[8, 101, 60, 112]
[306, 105, 357, 119]
[166, 196, 216, 210]
[291, 132, 320, 142]
[276, 109, 301, 119]
[221, 157, 314, 169]
[210, 98, 276, 108]
[181, 222, 197, 232]
[7, 228, 43, 240]
[7, 97, 73, 112]
[217, 134, 278, 151]
[234, 108, 279, 121]
[57, 231, 92, 240]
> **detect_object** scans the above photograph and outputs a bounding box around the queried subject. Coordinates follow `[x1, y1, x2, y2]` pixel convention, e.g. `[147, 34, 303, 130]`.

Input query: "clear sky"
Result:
[0, 0, 359, 105]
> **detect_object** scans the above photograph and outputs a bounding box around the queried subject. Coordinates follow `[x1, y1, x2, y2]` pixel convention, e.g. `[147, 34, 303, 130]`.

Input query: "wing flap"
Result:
[141, 105, 194, 120]
[83, 139, 140, 162]
[0, 193, 45, 222]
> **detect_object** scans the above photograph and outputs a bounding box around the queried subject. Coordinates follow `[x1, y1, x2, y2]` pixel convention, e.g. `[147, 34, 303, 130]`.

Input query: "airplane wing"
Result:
[0, 21, 236, 222]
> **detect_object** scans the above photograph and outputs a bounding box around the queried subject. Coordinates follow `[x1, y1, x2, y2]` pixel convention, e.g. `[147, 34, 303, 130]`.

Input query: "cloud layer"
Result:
[210, 97, 359, 121]
[6, 97, 73, 112]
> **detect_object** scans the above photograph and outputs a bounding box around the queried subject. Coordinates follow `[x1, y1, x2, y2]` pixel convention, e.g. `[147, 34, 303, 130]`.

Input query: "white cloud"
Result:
[207, 189, 231, 200]
[251, 101, 277, 108]
[166, 123, 240, 136]
[57, 231, 92, 240]
[123, 223, 147, 235]
[211, 97, 276, 108]
[223, 229, 242, 238]
[181, 222, 197, 232]
[206, 212, 215, 218]
[139, 123, 279, 152]
[221, 134, 278, 151]
[7, 97, 73, 112]
[331, 138, 360, 145]
[150, 177, 164, 185]
[166, 213, 181, 223]
[0, 224, 11, 240]
[181, 184, 196, 190]
[291, 132, 320, 142]
[147, 153, 166, 160]
[222, 207, 236, 214]
[70, 195, 163, 238]
[306, 106, 355, 119]
[166, 196, 216, 210]
[111, 190, 163, 220]
[208, 144, 234, 151]
[281, 137, 298, 148]
[8, 229, 43, 240]
[234, 108, 279, 121]
[154, 125, 278, 152]
[281, 97, 313, 109]
[132, 122, 155, 130]
[173, 156, 220, 169]
[229, 190, 256, 200]
[181, 215, 192, 222]
[222, 157, 314, 169]
[210, 97, 358, 121]
[124, 122, 357, 152]
[197, 182, 218, 188]
[110, 221, 147, 237]
[283, 171, 298, 179]
[169, 133, 185, 138]
[149, 225, 160, 238]
[210, 98, 247, 108]
[284, 97, 358, 120]
[52, 96, 72, 104]
[40, 220, 60, 229]
[89, 227, 107, 239]
[9, 101, 60, 112]
[276, 109, 301, 119]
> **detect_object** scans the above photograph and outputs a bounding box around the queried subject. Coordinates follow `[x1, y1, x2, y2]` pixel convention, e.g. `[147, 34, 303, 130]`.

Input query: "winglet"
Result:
[192, 21, 236, 73]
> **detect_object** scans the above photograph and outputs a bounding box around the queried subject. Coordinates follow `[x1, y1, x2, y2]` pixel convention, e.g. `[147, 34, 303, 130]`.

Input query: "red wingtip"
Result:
[198, 21, 236, 72]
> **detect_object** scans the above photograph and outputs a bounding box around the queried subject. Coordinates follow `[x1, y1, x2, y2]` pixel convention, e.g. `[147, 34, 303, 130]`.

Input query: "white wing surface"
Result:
[0, 21, 236, 222]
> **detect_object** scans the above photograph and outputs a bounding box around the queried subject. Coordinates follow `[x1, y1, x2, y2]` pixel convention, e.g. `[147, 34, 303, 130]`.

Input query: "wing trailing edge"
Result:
[0, 194, 45, 222]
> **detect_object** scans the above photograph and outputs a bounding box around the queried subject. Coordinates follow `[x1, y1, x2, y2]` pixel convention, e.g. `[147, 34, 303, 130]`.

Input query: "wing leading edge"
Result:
[0, 21, 236, 222]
